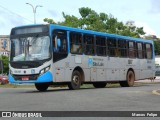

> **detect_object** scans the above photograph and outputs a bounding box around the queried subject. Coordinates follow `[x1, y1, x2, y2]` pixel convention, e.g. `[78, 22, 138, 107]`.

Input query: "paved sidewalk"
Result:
[135, 76, 160, 83]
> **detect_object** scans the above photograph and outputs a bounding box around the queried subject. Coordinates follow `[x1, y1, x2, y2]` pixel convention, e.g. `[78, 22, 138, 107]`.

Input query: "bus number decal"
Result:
[92, 58, 104, 66]
[128, 59, 133, 64]
[93, 62, 104, 66]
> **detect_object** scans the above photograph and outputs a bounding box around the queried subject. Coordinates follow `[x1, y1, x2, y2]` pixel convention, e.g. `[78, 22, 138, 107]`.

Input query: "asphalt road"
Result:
[0, 83, 160, 120]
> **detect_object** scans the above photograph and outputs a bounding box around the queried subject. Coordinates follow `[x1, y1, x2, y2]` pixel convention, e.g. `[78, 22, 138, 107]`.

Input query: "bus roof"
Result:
[12, 24, 153, 44]
[13, 24, 44, 28]
[49, 24, 153, 44]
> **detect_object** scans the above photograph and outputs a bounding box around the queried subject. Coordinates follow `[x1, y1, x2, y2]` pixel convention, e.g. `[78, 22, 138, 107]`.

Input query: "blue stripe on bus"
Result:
[49, 24, 153, 44]
[9, 71, 53, 84]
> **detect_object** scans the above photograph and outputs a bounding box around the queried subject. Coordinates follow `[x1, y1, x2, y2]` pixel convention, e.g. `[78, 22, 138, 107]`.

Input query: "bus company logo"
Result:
[88, 57, 93, 67]
[2, 112, 11, 117]
[31, 69, 35, 74]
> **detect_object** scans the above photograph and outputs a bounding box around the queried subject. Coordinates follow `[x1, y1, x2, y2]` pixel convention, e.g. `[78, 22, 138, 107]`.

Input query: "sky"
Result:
[0, 0, 160, 37]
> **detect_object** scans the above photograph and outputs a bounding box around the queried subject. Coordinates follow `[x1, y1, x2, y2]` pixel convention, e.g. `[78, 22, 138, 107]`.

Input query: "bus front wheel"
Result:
[35, 83, 49, 91]
[68, 70, 81, 90]
[120, 70, 135, 87]
[93, 82, 107, 88]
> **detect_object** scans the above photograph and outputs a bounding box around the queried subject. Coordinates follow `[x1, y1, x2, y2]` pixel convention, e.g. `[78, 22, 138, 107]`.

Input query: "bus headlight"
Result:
[45, 66, 50, 71]
[40, 65, 50, 75]
[40, 69, 45, 75]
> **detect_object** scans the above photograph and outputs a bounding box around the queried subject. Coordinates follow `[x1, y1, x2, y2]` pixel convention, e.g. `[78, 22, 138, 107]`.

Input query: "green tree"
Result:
[44, 7, 145, 38]
[154, 40, 160, 55]
[44, 18, 56, 24]
[0, 55, 9, 74]
[59, 12, 80, 28]
[78, 7, 108, 32]
[120, 21, 145, 38]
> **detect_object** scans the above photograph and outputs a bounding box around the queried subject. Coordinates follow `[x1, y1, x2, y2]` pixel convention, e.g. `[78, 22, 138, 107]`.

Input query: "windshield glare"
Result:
[11, 36, 51, 61]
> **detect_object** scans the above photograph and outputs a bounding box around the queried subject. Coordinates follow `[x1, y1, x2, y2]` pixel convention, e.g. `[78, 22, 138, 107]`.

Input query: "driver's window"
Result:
[53, 30, 67, 53]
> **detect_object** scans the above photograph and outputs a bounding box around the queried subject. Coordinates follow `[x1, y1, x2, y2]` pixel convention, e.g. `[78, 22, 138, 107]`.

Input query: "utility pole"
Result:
[26, 3, 42, 24]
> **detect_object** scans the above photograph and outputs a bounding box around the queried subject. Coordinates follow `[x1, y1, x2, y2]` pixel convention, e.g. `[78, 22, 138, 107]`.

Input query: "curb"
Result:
[135, 79, 160, 84]
[152, 90, 160, 96]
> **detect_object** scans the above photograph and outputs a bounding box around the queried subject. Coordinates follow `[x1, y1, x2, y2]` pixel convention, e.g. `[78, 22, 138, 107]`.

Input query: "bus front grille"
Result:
[12, 74, 39, 81]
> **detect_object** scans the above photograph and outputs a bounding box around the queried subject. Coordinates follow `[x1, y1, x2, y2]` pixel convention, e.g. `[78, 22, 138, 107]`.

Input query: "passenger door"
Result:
[52, 29, 68, 82]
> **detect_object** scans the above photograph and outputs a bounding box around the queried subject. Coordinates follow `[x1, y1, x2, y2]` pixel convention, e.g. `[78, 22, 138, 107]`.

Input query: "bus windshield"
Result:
[10, 36, 51, 61]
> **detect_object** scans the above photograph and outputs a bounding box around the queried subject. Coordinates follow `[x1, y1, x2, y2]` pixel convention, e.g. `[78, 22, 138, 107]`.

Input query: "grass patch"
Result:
[106, 83, 120, 88]
[81, 83, 121, 89]
[1, 82, 160, 89]
[81, 84, 94, 89]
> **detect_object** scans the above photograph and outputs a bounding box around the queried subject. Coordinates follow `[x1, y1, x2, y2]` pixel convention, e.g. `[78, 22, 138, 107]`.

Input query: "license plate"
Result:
[22, 77, 29, 81]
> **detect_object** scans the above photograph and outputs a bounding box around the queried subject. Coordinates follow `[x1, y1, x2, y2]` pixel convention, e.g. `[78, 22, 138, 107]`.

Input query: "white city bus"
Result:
[9, 24, 155, 91]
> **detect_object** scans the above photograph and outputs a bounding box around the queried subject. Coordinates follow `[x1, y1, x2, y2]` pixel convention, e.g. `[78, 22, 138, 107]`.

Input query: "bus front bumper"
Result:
[9, 71, 53, 84]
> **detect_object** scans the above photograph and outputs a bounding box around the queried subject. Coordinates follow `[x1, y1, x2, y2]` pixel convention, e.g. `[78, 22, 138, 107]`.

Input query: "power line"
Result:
[0, 4, 33, 23]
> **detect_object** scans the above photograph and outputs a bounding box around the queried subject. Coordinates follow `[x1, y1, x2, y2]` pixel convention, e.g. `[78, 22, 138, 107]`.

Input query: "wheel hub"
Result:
[73, 75, 79, 85]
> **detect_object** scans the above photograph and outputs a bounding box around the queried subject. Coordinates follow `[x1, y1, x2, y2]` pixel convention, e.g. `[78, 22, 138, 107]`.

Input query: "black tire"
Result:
[68, 70, 81, 90]
[35, 83, 49, 91]
[120, 70, 135, 87]
[93, 82, 107, 88]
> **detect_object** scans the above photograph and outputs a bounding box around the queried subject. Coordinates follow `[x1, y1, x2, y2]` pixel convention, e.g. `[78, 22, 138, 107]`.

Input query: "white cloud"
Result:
[150, 0, 160, 13]
[135, 21, 159, 37]
[0, 7, 32, 35]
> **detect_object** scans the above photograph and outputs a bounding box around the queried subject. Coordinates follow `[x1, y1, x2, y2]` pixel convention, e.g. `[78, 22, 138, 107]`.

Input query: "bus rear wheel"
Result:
[120, 70, 135, 87]
[35, 83, 49, 91]
[68, 70, 81, 90]
[93, 82, 107, 88]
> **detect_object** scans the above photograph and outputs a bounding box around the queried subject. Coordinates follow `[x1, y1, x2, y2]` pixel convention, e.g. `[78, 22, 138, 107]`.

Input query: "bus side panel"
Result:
[146, 59, 155, 78]
[139, 59, 154, 79]
[139, 59, 147, 79]
[106, 57, 122, 81]
[118, 58, 128, 81]
[117, 58, 128, 81]
[53, 57, 71, 82]
[96, 68, 105, 81]
[69, 54, 91, 82]
[91, 67, 97, 81]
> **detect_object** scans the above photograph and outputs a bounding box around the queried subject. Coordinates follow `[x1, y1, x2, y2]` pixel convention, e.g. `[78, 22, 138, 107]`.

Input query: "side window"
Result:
[137, 43, 143, 59]
[108, 37, 116, 57]
[128, 41, 136, 58]
[143, 43, 147, 58]
[118, 39, 127, 57]
[70, 32, 82, 54]
[53, 30, 67, 53]
[145, 43, 152, 59]
[96, 36, 106, 56]
[84, 34, 94, 55]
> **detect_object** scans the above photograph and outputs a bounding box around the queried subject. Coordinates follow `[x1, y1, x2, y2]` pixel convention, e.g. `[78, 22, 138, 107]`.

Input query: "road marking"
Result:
[152, 90, 160, 96]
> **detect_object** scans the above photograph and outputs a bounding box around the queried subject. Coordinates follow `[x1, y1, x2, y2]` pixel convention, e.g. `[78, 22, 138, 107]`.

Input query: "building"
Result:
[143, 35, 158, 40]
[0, 35, 10, 57]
